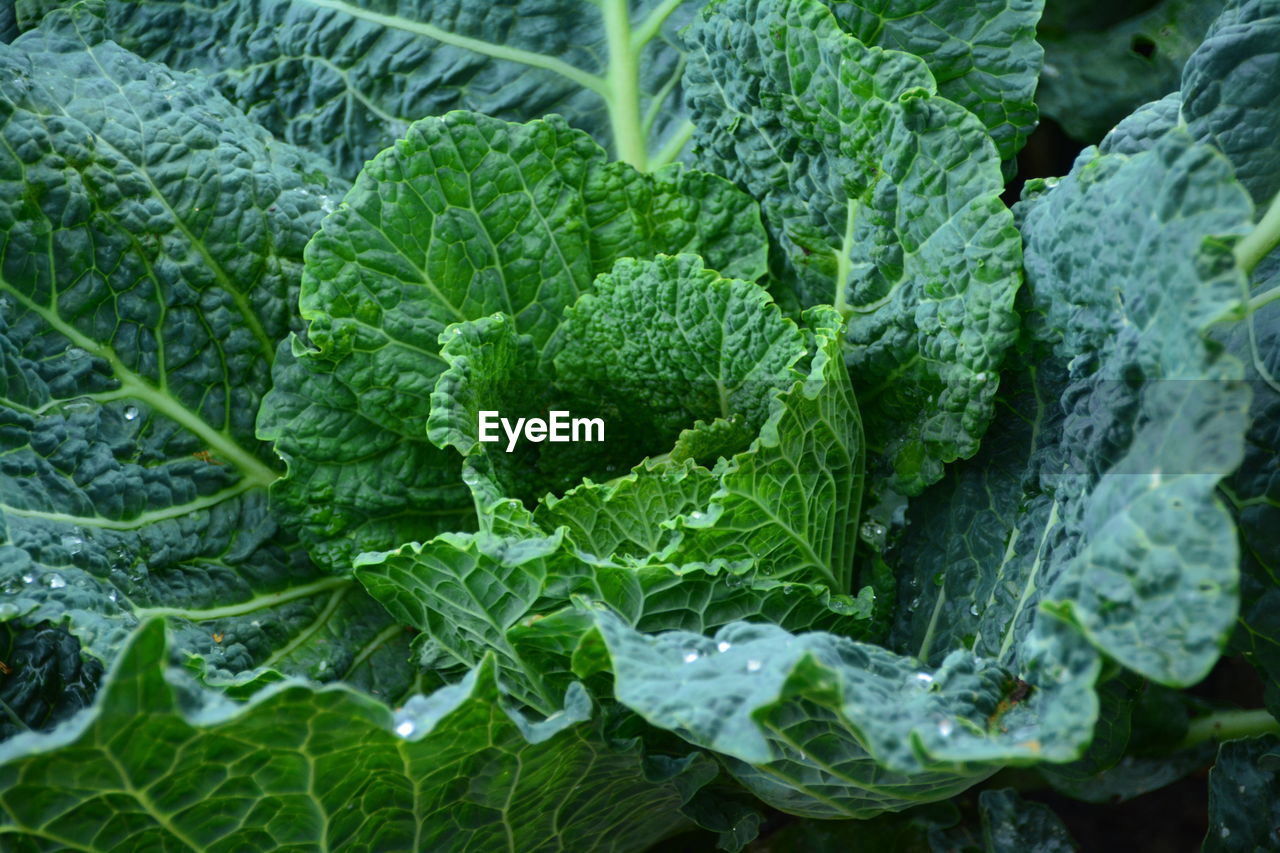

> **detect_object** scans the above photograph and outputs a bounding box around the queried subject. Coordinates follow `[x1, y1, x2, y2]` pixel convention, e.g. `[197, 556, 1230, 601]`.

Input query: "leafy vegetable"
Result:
[0, 4, 414, 700]
[4, 0, 1280, 848]
[684, 0, 1022, 494]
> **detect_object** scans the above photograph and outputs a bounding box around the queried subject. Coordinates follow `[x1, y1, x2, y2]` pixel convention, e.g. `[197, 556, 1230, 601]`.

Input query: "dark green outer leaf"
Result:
[827, 0, 1044, 162]
[0, 620, 715, 851]
[1100, 0, 1280, 212]
[1204, 735, 1280, 852]
[14, 0, 704, 174]
[0, 8, 412, 696]
[1037, 0, 1223, 142]
[974, 789, 1076, 852]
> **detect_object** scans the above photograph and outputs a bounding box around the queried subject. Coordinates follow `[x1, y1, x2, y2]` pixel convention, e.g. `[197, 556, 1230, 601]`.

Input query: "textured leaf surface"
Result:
[684, 0, 1021, 493]
[16, 0, 706, 174]
[973, 789, 1076, 852]
[576, 608, 1097, 818]
[0, 623, 102, 740]
[426, 255, 864, 589]
[259, 114, 767, 571]
[357, 525, 874, 715]
[1100, 0, 1280, 211]
[0, 9, 413, 697]
[1000, 130, 1251, 686]
[0, 620, 714, 851]
[1204, 735, 1280, 852]
[825, 0, 1044, 161]
[1037, 0, 1223, 141]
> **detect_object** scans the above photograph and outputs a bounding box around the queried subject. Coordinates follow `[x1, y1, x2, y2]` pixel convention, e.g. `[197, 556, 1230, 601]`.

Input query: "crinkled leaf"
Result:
[575, 608, 1099, 818]
[427, 255, 864, 589]
[684, 0, 1021, 494]
[356, 524, 874, 714]
[0, 619, 716, 851]
[1100, 0, 1280, 211]
[1005, 130, 1251, 686]
[1180, 0, 1280, 209]
[971, 789, 1076, 852]
[16, 0, 706, 174]
[1204, 735, 1280, 852]
[667, 307, 864, 588]
[259, 113, 767, 571]
[0, 623, 102, 740]
[824, 0, 1044, 162]
[0, 10, 413, 696]
[1037, 0, 1222, 142]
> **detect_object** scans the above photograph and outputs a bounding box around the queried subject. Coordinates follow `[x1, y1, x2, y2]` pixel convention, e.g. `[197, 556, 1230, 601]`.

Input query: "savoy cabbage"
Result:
[0, 0, 1278, 849]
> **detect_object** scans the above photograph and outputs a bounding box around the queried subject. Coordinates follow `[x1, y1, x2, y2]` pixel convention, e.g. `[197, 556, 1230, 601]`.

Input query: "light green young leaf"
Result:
[259, 114, 767, 572]
[427, 255, 864, 589]
[684, 0, 1021, 494]
[824, 0, 1045, 162]
[14, 0, 706, 174]
[0, 620, 716, 851]
[0, 9, 413, 696]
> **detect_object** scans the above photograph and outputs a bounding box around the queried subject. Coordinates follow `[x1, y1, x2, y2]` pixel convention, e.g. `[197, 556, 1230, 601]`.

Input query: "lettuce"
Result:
[3, 0, 1280, 849]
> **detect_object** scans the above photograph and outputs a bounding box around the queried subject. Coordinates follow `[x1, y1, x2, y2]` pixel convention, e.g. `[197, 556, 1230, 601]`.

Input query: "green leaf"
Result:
[425, 255, 864, 589]
[667, 306, 864, 589]
[0, 619, 716, 851]
[1100, 0, 1280, 212]
[537, 458, 720, 560]
[824, 0, 1045, 162]
[575, 607, 1098, 818]
[1205, 735, 1280, 851]
[1037, 0, 1223, 142]
[0, 623, 102, 740]
[684, 0, 1022, 494]
[355, 525, 874, 714]
[14, 0, 707, 174]
[971, 789, 1076, 852]
[259, 113, 767, 572]
[0, 9, 414, 696]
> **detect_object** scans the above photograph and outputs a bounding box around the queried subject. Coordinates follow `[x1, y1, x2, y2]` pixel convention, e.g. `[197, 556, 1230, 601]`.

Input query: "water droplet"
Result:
[746, 659, 762, 672]
[317, 660, 329, 673]
[61, 534, 84, 554]
[66, 347, 87, 361]
[22, 573, 35, 584]
[782, 584, 794, 595]
[395, 720, 415, 738]
[1221, 828, 1231, 839]
[717, 641, 731, 653]
[689, 511, 705, 520]
[44, 573, 67, 589]
[912, 671, 933, 686]
[974, 372, 988, 383]
[683, 651, 699, 664]
[318, 194, 336, 214]
[908, 596, 921, 612]
[124, 405, 139, 421]
[1, 579, 20, 595]
[969, 603, 980, 617]
[938, 719, 954, 737]
[107, 589, 118, 603]
[1238, 784, 1247, 794]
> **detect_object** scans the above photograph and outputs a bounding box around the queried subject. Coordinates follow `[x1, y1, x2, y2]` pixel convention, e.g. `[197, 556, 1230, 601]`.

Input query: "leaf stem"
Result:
[1179, 709, 1280, 751]
[1236, 189, 1280, 275]
[650, 119, 695, 169]
[602, 0, 647, 170]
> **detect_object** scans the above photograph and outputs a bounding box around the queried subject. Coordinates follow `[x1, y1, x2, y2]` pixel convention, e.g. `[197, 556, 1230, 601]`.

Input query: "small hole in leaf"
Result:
[1130, 35, 1157, 59]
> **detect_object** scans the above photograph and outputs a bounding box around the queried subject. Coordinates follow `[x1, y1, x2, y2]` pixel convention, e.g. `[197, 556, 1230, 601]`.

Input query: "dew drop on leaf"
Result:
[717, 641, 731, 653]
